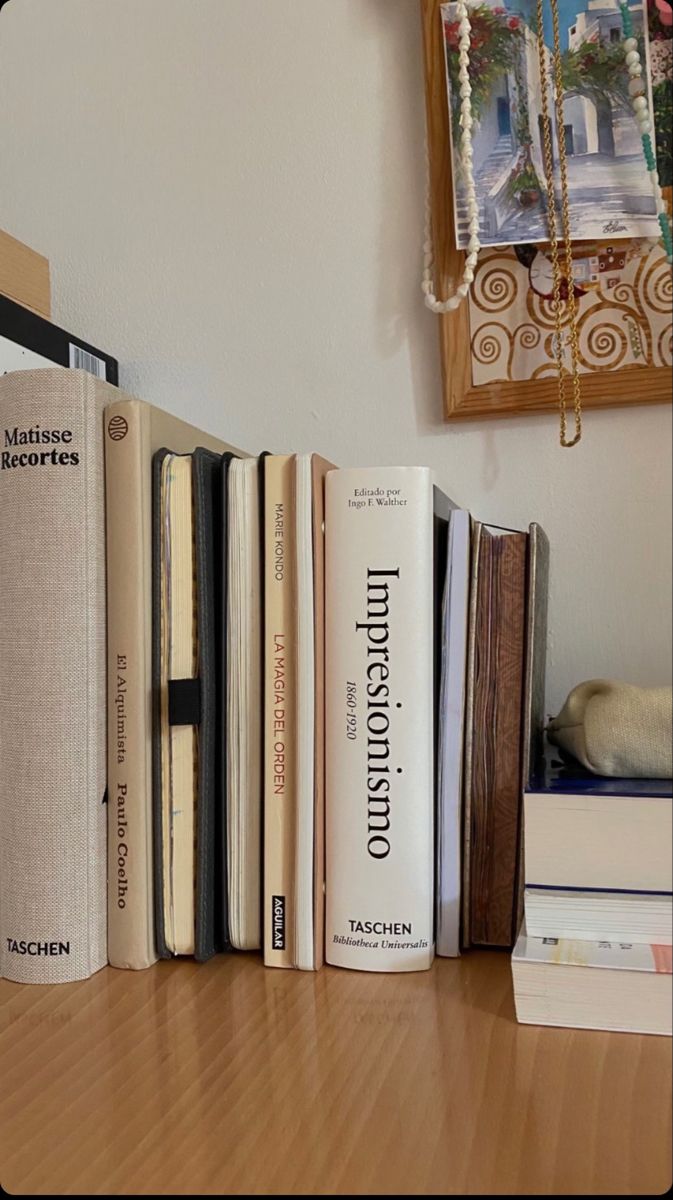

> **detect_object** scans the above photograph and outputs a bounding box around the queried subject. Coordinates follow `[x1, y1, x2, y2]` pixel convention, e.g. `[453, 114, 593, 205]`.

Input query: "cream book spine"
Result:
[105, 398, 157, 970]
[325, 466, 438, 973]
[0, 368, 110, 984]
[263, 454, 297, 967]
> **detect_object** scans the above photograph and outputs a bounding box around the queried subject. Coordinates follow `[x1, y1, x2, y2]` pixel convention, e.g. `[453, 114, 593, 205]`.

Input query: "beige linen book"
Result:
[105, 399, 241, 970]
[0, 368, 112, 983]
[263, 454, 297, 967]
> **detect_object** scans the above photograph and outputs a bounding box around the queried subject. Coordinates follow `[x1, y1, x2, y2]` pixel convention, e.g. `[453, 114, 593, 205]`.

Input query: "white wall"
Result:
[1, 0, 670, 715]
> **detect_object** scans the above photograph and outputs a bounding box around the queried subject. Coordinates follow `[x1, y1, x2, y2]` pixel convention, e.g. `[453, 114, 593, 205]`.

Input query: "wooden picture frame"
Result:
[420, 0, 672, 421]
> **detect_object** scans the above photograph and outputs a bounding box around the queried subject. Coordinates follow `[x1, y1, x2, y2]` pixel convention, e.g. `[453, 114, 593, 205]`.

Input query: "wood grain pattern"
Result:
[1, 953, 670, 1195]
[468, 528, 527, 948]
[0, 228, 51, 318]
[419, 0, 673, 421]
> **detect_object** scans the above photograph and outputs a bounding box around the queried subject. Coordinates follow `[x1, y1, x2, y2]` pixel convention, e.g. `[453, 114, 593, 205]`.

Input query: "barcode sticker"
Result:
[69, 343, 107, 379]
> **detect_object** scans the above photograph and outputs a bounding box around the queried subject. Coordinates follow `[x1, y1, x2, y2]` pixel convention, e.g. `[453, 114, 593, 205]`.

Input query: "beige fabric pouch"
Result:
[547, 679, 672, 779]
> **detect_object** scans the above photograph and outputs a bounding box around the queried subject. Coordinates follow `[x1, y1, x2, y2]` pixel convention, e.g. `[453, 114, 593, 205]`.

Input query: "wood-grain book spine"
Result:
[464, 525, 528, 949]
[105, 399, 157, 969]
[263, 454, 297, 967]
[0, 368, 109, 984]
[325, 467, 438, 972]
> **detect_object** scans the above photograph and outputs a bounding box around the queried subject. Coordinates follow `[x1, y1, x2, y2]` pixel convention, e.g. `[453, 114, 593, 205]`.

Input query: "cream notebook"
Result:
[159, 453, 198, 956]
[227, 457, 263, 950]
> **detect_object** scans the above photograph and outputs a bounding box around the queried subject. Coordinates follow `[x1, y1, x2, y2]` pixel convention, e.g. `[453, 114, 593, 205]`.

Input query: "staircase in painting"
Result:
[454, 135, 515, 243]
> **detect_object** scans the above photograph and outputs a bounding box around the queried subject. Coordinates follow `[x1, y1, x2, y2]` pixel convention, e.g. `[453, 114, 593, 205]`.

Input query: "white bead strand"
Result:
[422, 1, 480, 313]
[619, 4, 673, 264]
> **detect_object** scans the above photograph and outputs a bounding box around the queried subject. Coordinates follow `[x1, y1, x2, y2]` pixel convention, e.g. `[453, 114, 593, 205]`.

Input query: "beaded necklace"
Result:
[620, 2, 673, 264]
[536, 0, 583, 448]
[423, 1, 480, 313]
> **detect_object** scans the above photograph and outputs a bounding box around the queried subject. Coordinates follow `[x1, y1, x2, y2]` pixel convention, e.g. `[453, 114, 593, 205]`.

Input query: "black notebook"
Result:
[152, 447, 232, 960]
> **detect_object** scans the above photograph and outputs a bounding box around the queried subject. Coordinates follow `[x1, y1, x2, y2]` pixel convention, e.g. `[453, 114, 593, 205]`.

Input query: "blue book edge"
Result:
[527, 743, 673, 800]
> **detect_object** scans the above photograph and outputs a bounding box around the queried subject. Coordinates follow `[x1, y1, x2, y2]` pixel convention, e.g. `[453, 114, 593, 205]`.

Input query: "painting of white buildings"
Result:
[442, 0, 660, 246]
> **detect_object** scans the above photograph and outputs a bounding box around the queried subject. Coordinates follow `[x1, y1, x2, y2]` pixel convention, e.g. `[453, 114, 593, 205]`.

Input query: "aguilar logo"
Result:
[271, 896, 285, 950]
[108, 414, 128, 442]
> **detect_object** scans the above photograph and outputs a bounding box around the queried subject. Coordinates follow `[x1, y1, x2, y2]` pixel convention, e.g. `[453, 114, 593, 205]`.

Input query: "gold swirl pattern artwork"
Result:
[469, 242, 672, 387]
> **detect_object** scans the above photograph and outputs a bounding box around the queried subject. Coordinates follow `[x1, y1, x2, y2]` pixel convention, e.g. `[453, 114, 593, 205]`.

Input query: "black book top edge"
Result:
[0, 293, 118, 386]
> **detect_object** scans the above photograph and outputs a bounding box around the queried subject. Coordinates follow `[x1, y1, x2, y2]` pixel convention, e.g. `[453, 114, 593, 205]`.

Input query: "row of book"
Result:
[0, 357, 549, 985]
[1, 305, 670, 1034]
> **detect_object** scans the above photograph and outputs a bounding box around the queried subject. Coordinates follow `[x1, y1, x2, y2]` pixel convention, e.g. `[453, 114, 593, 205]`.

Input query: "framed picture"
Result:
[420, 0, 673, 420]
[442, 0, 660, 247]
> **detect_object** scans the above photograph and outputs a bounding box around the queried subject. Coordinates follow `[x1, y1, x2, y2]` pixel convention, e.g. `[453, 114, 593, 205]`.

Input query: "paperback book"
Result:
[524, 885, 672, 943]
[512, 924, 672, 1034]
[524, 752, 673, 893]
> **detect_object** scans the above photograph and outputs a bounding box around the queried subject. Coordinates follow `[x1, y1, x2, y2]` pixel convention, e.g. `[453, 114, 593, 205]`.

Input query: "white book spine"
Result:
[325, 467, 435, 972]
[436, 508, 470, 958]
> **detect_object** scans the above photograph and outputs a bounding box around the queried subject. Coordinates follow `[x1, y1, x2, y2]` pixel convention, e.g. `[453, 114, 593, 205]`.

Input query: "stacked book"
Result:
[512, 755, 673, 1035]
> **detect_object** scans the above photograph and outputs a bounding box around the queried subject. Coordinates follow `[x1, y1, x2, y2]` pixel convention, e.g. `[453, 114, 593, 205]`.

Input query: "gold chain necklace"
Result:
[536, 0, 583, 448]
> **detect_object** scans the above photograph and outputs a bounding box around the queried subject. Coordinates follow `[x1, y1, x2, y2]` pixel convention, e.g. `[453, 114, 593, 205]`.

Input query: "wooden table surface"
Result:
[1, 951, 670, 1195]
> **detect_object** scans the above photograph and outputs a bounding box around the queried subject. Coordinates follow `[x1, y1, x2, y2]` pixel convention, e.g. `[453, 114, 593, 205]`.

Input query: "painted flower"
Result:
[655, 0, 672, 27]
[508, 16, 520, 29]
[470, 14, 492, 34]
[650, 38, 672, 84]
[443, 19, 460, 46]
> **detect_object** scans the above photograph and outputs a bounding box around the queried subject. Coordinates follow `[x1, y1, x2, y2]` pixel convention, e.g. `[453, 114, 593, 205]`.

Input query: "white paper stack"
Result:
[512, 926, 672, 1036]
[524, 887, 672, 945]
